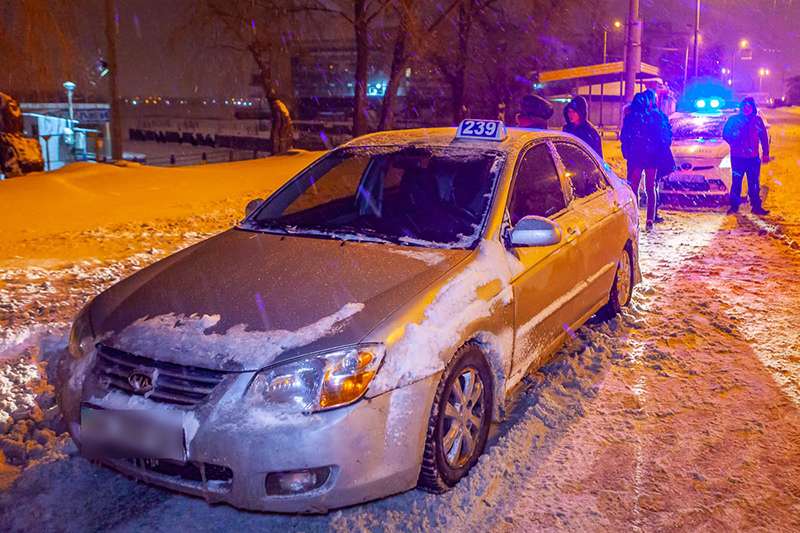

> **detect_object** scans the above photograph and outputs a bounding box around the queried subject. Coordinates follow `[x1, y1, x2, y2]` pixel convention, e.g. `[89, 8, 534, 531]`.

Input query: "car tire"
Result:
[598, 245, 634, 321]
[417, 342, 493, 494]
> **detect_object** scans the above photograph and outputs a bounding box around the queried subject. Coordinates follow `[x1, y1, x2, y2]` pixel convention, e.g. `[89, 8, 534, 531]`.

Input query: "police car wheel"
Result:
[418, 343, 493, 493]
[598, 246, 633, 321]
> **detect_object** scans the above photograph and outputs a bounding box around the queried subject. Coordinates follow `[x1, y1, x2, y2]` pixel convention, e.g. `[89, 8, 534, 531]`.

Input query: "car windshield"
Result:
[246, 145, 504, 248]
[670, 114, 728, 140]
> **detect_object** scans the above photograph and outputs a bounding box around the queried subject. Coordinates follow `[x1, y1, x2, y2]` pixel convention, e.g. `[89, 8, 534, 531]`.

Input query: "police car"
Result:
[59, 120, 640, 513]
[660, 97, 769, 206]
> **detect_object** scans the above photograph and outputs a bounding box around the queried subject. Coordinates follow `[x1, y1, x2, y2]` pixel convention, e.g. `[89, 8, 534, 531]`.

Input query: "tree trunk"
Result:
[353, 0, 370, 137]
[451, 1, 472, 124]
[378, 23, 408, 131]
[251, 47, 294, 155]
[105, 0, 123, 160]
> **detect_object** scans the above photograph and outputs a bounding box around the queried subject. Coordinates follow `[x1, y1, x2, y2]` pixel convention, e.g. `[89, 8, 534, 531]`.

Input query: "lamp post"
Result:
[759, 67, 770, 92]
[63, 81, 76, 147]
[598, 20, 623, 128]
[692, 0, 701, 78]
[730, 38, 749, 91]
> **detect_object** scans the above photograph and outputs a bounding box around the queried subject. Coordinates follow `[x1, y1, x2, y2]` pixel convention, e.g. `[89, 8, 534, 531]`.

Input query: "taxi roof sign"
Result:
[456, 119, 507, 141]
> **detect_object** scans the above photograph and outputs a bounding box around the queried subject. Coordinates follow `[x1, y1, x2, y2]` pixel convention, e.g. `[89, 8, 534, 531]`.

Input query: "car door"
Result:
[506, 142, 589, 384]
[553, 141, 627, 314]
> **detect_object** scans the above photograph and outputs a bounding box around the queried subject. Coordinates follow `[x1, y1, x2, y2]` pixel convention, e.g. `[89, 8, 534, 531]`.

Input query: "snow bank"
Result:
[110, 303, 364, 369]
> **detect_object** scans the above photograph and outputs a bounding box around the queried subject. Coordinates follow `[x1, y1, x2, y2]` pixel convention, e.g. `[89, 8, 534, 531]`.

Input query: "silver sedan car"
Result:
[57, 120, 640, 513]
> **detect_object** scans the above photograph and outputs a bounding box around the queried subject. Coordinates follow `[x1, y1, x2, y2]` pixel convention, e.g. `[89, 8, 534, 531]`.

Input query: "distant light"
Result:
[721, 68, 729, 74]
[375, 82, 382, 89]
[727, 79, 733, 86]
[739, 39, 749, 49]
[710, 99, 721, 108]
[695, 99, 707, 109]
[63, 81, 76, 92]
[405, 67, 412, 78]
[613, 20, 622, 29]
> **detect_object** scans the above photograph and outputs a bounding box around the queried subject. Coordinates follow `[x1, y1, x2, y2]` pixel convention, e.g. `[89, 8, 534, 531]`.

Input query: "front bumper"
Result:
[659, 170, 730, 206]
[61, 363, 439, 513]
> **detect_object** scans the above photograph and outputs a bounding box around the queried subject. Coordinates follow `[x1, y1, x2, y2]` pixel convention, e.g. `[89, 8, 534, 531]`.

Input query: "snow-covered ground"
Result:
[1, 117, 800, 531]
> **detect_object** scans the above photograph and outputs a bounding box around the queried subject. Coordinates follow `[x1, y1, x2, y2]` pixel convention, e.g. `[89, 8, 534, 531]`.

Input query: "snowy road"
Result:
[3, 211, 800, 531]
[2, 123, 800, 531]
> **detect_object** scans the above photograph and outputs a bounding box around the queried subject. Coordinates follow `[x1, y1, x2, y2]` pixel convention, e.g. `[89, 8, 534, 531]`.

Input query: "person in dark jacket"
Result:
[516, 94, 554, 129]
[562, 95, 603, 157]
[620, 91, 669, 230]
[722, 96, 770, 215]
[644, 89, 673, 223]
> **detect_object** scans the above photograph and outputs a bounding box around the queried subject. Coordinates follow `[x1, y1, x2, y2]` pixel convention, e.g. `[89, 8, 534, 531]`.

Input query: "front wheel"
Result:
[417, 343, 493, 493]
[598, 246, 634, 321]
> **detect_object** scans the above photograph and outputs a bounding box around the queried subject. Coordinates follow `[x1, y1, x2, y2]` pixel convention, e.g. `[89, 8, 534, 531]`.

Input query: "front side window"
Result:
[555, 143, 607, 198]
[508, 144, 566, 225]
[247, 146, 503, 248]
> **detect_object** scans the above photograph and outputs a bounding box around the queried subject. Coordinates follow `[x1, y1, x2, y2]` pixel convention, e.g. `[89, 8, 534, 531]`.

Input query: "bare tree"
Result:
[187, 1, 296, 153]
[293, 0, 388, 137]
[0, 0, 79, 98]
[377, 0, 462, 130]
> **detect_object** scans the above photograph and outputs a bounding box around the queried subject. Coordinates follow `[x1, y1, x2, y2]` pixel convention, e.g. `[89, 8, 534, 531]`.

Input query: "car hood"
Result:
[89, 229, 469, 371]
[671, 139, 729, 160]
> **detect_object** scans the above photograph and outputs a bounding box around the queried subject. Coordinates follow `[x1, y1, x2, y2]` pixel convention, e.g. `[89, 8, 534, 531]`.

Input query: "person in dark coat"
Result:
[621, 91, 668, 230]
[722, 96, 770, 215]
[516, 94, 554, 129]
[644, 89, 673, 223]
[267, 88, 293, 155]
[562, 95, 603, 157]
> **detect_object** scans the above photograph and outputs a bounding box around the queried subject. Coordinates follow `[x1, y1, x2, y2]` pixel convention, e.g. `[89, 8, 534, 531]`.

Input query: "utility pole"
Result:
[622, 0, 641, 106]
[692, 0, 701, 78]
[105, 0, 122, 160]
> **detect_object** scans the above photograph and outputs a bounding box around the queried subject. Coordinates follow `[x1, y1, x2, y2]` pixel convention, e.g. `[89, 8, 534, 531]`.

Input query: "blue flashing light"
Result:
[695, 99, 706, 109]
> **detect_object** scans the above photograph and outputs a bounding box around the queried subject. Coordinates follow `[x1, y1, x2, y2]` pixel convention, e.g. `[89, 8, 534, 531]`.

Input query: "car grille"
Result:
[94, 344, 228, 406]
[121, 458, 233, 492]
[662, 179, 710, 191]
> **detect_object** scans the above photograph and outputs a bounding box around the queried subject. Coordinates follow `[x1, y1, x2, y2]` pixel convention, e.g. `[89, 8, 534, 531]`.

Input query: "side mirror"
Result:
[509, 216, 563, 247]
[245, 198, 264, 217]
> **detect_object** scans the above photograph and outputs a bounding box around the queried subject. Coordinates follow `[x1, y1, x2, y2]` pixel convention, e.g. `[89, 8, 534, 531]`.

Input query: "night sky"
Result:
[5, 0, 799, 99]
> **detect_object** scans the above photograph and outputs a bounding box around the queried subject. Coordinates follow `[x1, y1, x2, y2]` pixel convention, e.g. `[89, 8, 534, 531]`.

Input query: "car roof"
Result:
[342, 127, 556, 155]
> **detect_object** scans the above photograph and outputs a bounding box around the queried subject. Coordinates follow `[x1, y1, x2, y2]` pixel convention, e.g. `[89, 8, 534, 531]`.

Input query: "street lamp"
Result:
[63, 81, 76, 146]
[759, 67, 770, 92]
[739, 39, 749, 49]
[599, 20, 624, 127]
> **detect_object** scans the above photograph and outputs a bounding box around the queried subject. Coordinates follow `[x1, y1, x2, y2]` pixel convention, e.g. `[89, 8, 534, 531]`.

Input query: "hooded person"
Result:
[722, 96, 770, 215]
[562, 95, 603, 157]
[621, 91, 663, 230]
[516, 94, 554, 129]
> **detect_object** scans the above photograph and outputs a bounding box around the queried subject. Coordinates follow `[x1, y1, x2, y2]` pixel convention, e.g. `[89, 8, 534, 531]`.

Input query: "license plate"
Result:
[667, 173, 706, 183]
[81, 405, 186, 461]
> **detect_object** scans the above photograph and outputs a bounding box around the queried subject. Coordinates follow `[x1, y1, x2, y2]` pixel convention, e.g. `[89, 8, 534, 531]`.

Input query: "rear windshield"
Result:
[246, 146, 504, 248]
[670, 114, 728, 140]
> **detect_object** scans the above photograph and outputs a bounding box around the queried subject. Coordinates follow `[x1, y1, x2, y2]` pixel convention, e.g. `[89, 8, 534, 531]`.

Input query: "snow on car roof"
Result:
[344, 127, 552, 155]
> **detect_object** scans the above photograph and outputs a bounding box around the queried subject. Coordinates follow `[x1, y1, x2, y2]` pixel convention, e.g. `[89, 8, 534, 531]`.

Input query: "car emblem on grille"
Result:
[128, 370, 155, 394]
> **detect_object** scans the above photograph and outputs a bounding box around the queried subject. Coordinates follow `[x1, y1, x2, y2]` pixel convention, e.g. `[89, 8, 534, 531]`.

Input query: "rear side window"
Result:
[555, 143, 607, 198]
[508, 144, 566, 224]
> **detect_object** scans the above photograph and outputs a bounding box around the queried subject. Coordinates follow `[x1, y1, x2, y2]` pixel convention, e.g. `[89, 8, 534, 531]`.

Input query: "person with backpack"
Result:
[722, 96, 770, 215]
[562, 95, 603, 157]
[620, 91, 670, 231]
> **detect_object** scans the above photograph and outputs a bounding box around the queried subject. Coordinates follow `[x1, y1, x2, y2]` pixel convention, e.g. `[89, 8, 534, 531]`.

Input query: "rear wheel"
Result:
[417, 343, 493, 493]
[598, 246, 633, 321]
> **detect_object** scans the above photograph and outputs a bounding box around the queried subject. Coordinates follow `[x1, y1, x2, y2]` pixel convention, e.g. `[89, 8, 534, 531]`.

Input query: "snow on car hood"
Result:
[671, 139, 729, 160]
[89, 229, 468, 371]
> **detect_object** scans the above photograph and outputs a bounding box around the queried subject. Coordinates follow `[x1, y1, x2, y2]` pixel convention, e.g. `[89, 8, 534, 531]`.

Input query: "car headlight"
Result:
[68, 305, 95, 359]
[720, 154, 731, 169]
[248, 344, 385, 413]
